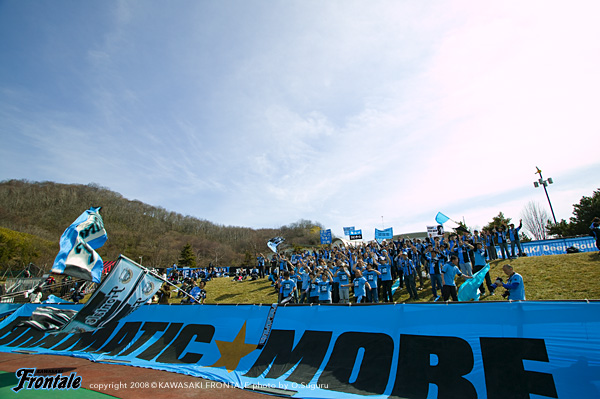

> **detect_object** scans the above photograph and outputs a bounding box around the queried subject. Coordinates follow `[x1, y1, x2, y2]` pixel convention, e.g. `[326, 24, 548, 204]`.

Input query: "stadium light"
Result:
[533, 167, 557, 224]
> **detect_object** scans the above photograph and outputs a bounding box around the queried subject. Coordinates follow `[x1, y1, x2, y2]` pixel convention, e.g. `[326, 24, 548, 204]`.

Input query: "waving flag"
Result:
[51, 207, 107, 283]
[267, 237, 285, 253]
[458, 264, 491, 301]
[23, 256, 163, 333]
[435, 212, 451, 225]
[60, 255, 163, 333]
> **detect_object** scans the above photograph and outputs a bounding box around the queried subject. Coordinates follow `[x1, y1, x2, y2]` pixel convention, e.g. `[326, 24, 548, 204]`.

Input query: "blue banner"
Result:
[320, 229, 332, 245]
[1, 302, 599, 398]
[374, 227, 393, 243]
[349, 229, 362, 240]
[51, 207, 108, 283]
[343, 226, 355, 236]
[500, 237, 597, 257]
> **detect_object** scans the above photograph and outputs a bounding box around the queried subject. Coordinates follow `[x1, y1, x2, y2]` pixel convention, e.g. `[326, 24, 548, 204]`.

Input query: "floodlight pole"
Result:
[534, 168, 557, 224]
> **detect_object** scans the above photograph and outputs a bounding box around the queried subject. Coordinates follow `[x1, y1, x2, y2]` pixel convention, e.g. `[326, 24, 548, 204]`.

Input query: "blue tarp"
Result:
[0, 302, 599, 398]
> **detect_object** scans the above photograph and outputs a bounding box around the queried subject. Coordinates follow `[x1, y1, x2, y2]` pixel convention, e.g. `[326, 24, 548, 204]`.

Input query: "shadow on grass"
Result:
[587, 252, 600, 262]
[213, 293, 237, 301]
[250, 285, 274, 292]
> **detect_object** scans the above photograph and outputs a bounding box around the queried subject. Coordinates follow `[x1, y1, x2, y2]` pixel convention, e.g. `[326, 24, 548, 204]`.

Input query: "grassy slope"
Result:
[165, 251, 600, 304]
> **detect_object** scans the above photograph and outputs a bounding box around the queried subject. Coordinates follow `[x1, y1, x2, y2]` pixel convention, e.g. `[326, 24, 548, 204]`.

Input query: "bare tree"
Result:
[521, 201, 550, 240]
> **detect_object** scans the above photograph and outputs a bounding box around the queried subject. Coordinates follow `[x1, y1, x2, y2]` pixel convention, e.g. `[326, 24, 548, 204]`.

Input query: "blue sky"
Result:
[1, 1, 599, 240]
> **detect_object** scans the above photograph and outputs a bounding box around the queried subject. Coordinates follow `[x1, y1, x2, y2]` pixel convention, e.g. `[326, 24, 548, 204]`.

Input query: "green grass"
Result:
[158, 252, 600, 304]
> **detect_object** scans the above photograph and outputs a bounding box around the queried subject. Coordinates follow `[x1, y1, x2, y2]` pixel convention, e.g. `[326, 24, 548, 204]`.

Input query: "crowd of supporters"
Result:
[262, 224, 527, 304]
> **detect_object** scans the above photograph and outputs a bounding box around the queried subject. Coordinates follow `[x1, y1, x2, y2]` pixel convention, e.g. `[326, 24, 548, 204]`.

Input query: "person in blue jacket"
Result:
[507, 220, 524, 258]
[491, 264, 525, 300]
[495, 226, 509, 260]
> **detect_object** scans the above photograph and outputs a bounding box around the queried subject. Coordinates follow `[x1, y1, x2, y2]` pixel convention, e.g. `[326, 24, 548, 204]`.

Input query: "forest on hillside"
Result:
[0, 179, 324, 271]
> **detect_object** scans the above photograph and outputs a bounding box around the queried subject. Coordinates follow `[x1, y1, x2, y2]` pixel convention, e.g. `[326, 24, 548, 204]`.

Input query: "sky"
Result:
[1, 0, 599, 241]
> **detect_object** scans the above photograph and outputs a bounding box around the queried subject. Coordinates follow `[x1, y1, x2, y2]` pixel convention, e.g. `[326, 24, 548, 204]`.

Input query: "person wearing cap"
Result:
[375, 253, 393, 302]
[400, 252, 418, 300]
[335, 262, 351, 303]
[507, 220, 524, 258]
[441, 255, 474, 301]
[490, 264, 525, 300]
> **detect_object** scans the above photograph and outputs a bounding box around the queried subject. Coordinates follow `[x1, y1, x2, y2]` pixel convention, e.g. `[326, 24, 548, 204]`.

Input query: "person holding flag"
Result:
[441, 255, 474, 302]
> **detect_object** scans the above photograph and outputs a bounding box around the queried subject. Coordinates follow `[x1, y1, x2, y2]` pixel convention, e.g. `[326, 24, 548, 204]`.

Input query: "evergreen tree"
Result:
[483, 212, 512, 231]
[178, 243, 196, 268]
[548, 189, 600, 237]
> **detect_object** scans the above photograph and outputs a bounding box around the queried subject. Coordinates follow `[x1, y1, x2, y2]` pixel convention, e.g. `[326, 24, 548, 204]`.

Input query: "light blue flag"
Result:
[267, 236, 285, 253]
[458, 264, 491, 301]
[435, 212, 451, 225]
[51, 207, 107, 283]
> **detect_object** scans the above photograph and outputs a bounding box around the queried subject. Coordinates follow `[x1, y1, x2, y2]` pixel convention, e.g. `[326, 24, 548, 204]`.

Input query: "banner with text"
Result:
[349, 230, 362, 240]
[320, 229, 332, 245]
[505, 236, 597, 257]
[374, 227, 393, 243]
[427, 225, 444, 238]
[0, 302, 599, 398]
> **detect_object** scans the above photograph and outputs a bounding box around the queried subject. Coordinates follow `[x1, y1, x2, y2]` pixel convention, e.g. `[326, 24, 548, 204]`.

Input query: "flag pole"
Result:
[122, 255, 202, 305]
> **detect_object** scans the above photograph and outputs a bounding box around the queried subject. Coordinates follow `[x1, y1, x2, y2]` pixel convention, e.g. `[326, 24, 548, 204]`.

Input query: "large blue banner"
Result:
[504, 237, 597, 257]
[1, 302, 599, 398]
[375, 227, 393, 243]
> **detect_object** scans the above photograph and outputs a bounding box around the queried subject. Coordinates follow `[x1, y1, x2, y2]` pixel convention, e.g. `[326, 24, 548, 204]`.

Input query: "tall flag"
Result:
[435, 212, 451, 225]
[457, 264, 491, 301]
[320, 229, 332, 244]
[51, 207, 107, 283]
[374, 227, 393, 244]
[22, 255, 163, 333]
[267, 237, 285, 253]
[60, 255, 163, 333]
[343, 227, 355, 236]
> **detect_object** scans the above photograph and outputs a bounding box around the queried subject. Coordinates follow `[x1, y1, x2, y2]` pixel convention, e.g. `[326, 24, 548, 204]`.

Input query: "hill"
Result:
[0, 179, 324, 272]
[161, 251, 600, 304]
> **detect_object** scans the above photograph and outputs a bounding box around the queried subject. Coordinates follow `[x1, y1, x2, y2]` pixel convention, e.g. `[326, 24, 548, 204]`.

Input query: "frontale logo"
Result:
[12, 368, 82, 392]
[119, 268, 133, 284]
[142, 281, 155, 295]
